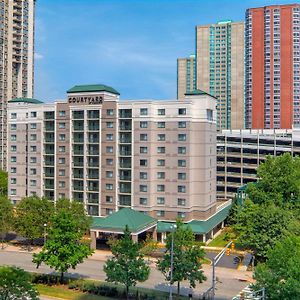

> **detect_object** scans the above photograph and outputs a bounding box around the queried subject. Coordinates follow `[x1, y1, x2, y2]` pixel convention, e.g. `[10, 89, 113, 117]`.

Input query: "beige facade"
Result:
[0, 0, 35, 170]
[7, 84, 217, 222]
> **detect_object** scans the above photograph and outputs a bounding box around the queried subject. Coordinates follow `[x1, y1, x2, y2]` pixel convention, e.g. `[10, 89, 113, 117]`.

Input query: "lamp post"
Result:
[43, 223, 47, 245]
[169, 224, 177, 300]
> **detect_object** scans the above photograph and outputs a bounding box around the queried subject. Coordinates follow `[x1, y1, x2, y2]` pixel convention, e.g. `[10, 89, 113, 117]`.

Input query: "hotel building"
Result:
[7, 84, 232, 230]
[177, 20, 244, 130]
[0, 0, 35, 170]
[245, 4, 300, 129]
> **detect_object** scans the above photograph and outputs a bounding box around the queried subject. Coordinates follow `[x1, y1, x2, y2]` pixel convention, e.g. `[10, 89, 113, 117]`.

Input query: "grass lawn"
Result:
[208, 228, 237, 248]
[36, 284, 112, 300]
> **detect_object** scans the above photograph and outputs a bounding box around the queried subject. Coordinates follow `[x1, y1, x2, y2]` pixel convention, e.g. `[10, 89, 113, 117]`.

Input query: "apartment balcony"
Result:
[73, 125, 84, 131]
[88, 150, 99, 156]
[45, 148, 54, 155]
[87, 184, 99, 192]
[88, 138, 99, 144]
[73, 111, 84, 120]
[44, 112, 55, 120]
[119, 161, 131, 169]
[44, 182, 54, 190]
[44, 158, 54, 166]
[73, 181, 84, 191]
[87, 193, 99, 204]
[119, 195, 131, 206]
[119, 120, 132, 131]
[73, 170, 84, 179]
[44, 170, 54, 178]
[119, 186, 131, 194]
[119, 136, 132, 144]
[119, 110, 132, 118]
[88, 162, 99, 168]
[87, 170, 99, 179]
[73, 159, 84, 167]
[73, 146, 84, 155]
[73, 192, 84, 202]
[87, 111, 99, 119]
[44, 124, 55, 132]
[119, 150, 132, 156]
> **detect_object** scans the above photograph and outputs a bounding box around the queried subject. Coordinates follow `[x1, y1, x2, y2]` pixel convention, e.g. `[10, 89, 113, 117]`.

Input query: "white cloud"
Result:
[35, 52, 44, 60]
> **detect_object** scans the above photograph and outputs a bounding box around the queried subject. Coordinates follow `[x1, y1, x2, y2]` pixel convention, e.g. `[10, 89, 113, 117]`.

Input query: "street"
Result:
[0, 250, 251, 300]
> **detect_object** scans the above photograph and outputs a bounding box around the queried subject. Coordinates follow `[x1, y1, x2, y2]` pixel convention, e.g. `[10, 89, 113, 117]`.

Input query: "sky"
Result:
[35, 0, 297, 102]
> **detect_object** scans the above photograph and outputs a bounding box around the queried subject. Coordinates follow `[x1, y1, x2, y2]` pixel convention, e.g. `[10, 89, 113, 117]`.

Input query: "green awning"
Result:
[157, 203, 231, 234]
[91, 208, 156, 234]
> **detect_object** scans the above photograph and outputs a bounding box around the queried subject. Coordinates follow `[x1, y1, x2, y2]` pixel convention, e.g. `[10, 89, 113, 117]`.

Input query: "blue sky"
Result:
[35, 0, 296, 102]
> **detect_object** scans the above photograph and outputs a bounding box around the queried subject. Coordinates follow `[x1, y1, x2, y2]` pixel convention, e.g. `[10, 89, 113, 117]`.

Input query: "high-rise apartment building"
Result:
[177, 54, 196, 100]
[0, 0, 35, 170]
[6, 84, 229, 224]
[245, 4, 300, 129]
[177, 21, 244, 130]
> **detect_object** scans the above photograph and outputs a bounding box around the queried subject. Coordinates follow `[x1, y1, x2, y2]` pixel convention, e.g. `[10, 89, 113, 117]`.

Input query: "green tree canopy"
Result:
[0, 196, 13, 248]
[233, 199, 298, 261]
[0, 266, 38, 300]
[32, 209, 93, 283]
[104, 226, 150, 299]
[14, 197, 54, 248]
[254, 235, 300, 300]
[0, 170, 8, 197]
[157, 220, 206, 296]
[246, 153, 300, 206]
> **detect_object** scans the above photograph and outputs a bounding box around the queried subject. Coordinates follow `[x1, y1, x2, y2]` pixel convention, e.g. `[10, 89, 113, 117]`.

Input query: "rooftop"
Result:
[185, 89, 217, 99]
[9, 97, 43, 104]
[67, 84, 120, 95]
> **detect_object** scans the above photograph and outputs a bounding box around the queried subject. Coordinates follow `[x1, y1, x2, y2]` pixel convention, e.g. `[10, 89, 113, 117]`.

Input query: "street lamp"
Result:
[169, 224, 177, 300]
[43, 223, 47, 245]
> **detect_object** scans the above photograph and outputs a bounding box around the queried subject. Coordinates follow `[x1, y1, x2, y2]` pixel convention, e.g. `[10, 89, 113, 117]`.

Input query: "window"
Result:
[58, 181, 65, 188]
[178, 185, 186, 193]
[178, 121, 186, 128]
[178, 108, 186, 115]
[140, 134, 148, 141]
[140, 147, 148, 154]
[178, 198, 186, 206]
[31, 112, 37, 118]
[158, 109, 165, 115]
[106, 183, 113, 190]
[140, 121, 148, 128]
[106, 122, 113, 128]
[10, 178, 16, 184]
[178, 173, 186, 180]
[30, 134, 37, 141]
[106, 134, 113, 141]
[157, 197, 165, 205]
[157, 172, 165, 179]
[178, 160, 186, 167]
[11, 157, 17, 163]
[106, 171, 113, 178]
[106, 158, 113, 165]
[106, 196, 113, 203]
[107, 109, 114, 116]
[156, 210, 165, 217]
[178, 147, 186, 154]
[59, 110, 66, 117]
[58, 158, 65, 164]
[157, 184, 165, 192]
[140, 108, 148, 115]
[30, 123, 37, 129]
[157, 147, 165, 154]
[139, 198, 147, 205]
[157, 122, 165, 128]
[157, 134, 165, 141]
[30, 168, 36, 175]
[10, 189, 16, 196]
[59, 193, 65, 199]
[177, 212, 186, 219]
[30, 179, 36, 186]
[10, 167, 17, 173]
[59, 134, 65, 141]
[10, 145, 17, 152]
[30, 157, 37, 163]
[11, 113, 17, 119]
[140, 159, 148, 166]
[140, 185, 148, 192]
[178, 134, 187, 141]
[59, 122, 66, 129]
[207, 109, 213, 121]
[140, 172, 148, 179]
[59, 169, 65, 176]
[10, 124, 17, 130]
[58, 146, 65, 153]
[157, 159, 165, 166]
[30, 146, 36, 152]
[106, 209, 113, 215]
[106, 146, 113, 153]
[10, 135, 16, 141]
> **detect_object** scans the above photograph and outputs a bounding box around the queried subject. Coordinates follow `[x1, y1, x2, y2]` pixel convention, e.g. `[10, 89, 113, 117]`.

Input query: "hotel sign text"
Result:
[68, 96, 103, 105]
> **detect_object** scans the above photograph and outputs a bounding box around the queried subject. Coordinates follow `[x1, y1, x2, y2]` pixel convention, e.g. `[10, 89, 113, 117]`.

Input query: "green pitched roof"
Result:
[9, 97, 43, 104]
[67, 84, 120, 95]
[157, 203, 231, 234]
[184, 89, 217, 99]
[91, 208, 156, 233]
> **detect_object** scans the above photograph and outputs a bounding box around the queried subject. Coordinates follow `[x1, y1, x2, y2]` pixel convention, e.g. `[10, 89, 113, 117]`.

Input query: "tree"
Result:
[233, 199, 298, 261]
[55, 198, 92, 234]
[140, 233, 159, 257]
[157, 221, 206, 297]
[0, 170, 8, 197]
[104, 226, 150, 299]
[33, 209, 93, 283]
[14, 197, 54, 249]
[254, 235, 300, 300]
[0, 266, 38, 300]
[0, 197, 13, 249]
[246, 153, 300, 206]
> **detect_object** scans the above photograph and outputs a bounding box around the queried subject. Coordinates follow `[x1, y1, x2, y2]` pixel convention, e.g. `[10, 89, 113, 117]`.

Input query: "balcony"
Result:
[44, 123, 55, 132]
[44, 112, 55, 120]
[73, 170, 84, 179]
[119, 150, 132, 156]
[73, 146, 84, 155]
[44, 168, 54, 178]
[119, 134, 132, 144]
[119, 110, 132, 118]
[44, 135, 54, 143]
[44, 181, 54, 190]
[88, 121, 99, 131]
[44, 158, 54, 166]
[73, 180, 84, 191]
[119, 121, 132, 131]
[45, 146, 54, 155]
[73, 111, 84, 120]
[87, 193, 99, 204]
[119, 184, 131, 194]
[119, 159, 131, 169]
[88, 171, 99, 179]
[119, 195, 131, 206]
[73, 158, 84, 167]
[88, 138, 99, 143]
[87, 111, 99, 119]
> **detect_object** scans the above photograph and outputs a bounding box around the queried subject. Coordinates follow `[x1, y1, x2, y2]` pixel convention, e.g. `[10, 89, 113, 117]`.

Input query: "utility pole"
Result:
[169, 224, 177, 300]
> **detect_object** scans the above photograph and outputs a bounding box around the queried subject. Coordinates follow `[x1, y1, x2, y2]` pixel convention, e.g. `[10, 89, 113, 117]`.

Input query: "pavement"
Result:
[0, 244, 252, 300]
